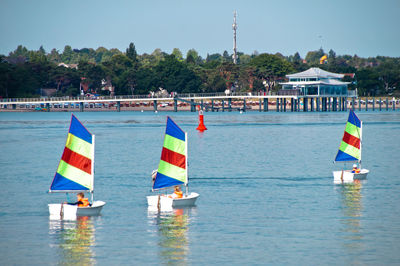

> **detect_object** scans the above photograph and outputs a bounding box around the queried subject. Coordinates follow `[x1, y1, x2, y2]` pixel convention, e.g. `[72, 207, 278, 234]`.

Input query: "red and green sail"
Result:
[334, 110, 362, 162]
[50, 114, 94, 192]
[153, 117, 187, 190]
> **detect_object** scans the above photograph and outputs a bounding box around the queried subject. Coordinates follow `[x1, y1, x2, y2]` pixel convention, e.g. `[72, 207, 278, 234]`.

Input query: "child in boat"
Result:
[169, 186, 183, 199]
[352, 164, 360, 173]
[65, 192, 91, 207]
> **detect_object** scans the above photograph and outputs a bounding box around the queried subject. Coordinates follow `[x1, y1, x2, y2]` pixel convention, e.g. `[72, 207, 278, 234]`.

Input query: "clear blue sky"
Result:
[1, 0, 399, 58]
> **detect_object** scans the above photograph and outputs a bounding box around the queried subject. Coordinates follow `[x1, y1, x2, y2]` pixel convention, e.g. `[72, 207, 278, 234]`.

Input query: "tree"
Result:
[375, 58, 400, 94]
[249, 53, 293, 92]
[7, 45, 29, 64]
[126, 42, 138, 63]
[186, 49, 201, 65]
[48, 48, 61, 63]
[305, 48, 325, 65]
[222, 50, 232, 62]
[38, 45, 46, 56]
[155, 54, 201, 93]
[61, 45, 73, 63]
[356, 68, 383, 96]
[171, 48, 183, 61]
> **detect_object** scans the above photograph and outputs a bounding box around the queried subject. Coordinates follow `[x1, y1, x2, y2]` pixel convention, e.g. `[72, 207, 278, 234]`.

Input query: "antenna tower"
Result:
[232, 11, 238, 64]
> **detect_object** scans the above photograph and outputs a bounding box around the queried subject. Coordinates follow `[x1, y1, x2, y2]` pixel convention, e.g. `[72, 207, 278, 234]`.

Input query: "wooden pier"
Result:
[0, 93, 397, 112]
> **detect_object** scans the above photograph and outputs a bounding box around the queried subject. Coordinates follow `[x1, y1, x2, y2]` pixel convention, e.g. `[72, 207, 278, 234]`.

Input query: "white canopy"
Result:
[286, 67, 344, 79]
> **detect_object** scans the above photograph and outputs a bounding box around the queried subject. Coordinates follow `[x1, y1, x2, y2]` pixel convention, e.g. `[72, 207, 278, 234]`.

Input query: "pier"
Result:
[0, 92, 397, 112]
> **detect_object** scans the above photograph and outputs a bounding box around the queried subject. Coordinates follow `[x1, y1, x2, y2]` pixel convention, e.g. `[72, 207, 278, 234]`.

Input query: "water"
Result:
[0, 111, 399, 265]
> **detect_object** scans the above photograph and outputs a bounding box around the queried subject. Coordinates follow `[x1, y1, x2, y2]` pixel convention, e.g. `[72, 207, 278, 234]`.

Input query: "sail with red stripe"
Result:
[334, 109, 362, 162]
[153, 117, 188, 190]
[49, 114, 94, 192]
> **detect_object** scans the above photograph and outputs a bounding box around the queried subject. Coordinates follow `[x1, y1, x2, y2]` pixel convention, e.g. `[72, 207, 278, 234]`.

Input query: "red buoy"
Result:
[196, 109, 207, 131]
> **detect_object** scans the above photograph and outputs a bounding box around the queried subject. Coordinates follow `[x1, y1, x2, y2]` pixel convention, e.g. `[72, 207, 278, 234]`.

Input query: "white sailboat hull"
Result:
[333, 169, 369, 184]
[48, 200, 106, 219]
[147, 192, 199, 208]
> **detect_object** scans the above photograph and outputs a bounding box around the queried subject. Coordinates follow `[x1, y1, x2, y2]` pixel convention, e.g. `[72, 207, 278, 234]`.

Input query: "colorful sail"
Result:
[50, 114, 94, 192]
[334, 109, 362, 162]
[153, 117, 187, 190]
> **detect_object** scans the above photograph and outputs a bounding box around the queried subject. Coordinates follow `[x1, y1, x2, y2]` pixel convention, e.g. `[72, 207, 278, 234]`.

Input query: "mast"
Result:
[359, 121, 362, 169]
[185, 132, 188, 196]
[91, 134, 95, 202]
[232, 11, 238, 64]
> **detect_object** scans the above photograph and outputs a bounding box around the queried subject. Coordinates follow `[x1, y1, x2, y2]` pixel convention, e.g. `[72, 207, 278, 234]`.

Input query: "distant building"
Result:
[279, 67, 352, 96]
[58, 63, 78, 69]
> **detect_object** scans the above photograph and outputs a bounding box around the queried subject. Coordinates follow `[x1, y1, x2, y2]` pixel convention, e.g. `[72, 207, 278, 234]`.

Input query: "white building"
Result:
[280, 67, 352, 96]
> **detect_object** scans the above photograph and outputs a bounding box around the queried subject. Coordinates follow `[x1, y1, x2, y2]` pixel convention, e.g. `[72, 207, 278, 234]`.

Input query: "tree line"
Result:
[0, 43, 399, 98]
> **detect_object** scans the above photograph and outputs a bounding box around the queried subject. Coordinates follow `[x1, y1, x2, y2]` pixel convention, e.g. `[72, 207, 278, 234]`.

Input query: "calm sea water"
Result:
[0, 111, 399, 265]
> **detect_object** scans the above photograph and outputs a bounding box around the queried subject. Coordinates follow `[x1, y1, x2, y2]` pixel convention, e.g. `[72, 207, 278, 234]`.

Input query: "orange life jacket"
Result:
[78, 198, 90, 207]
[352, 167, 360, 174]
[174, 191, 183, 199]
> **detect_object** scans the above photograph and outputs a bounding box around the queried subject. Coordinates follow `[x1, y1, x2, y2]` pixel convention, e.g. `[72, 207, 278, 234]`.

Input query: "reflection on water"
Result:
[49, 216, 96, 265]
[337, 181, 364, 256]
[148, 207, 195, 265]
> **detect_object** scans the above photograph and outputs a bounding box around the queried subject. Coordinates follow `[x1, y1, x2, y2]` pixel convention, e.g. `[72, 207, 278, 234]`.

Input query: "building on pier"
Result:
[279, 67, 353, 96]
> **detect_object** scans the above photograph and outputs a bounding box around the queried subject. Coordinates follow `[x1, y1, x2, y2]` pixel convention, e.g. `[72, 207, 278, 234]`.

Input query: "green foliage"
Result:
[126, 42, 138, 63]
[1, 44, 399, 98]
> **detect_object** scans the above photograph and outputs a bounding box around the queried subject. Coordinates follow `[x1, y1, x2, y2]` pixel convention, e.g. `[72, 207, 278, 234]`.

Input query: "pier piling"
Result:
[153, 100, 157, 112]
[263, 98, 268, 112]
[283, 98, 287, 112]
[386, 97, 389, 111]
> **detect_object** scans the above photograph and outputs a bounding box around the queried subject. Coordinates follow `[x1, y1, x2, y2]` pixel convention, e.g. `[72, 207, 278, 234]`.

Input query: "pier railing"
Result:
[0, 91, 280, 103]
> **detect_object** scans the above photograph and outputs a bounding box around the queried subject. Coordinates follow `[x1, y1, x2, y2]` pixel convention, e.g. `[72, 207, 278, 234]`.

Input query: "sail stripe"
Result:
[160, 147, 186, 169]
[334, 110, 362, 162]
[65, 133, 93, 159]
[165, 117, 185, 141]
[163, 134, 186, 155]
[348, 110, 361, 128]
[335, 150, 358, 162]
[51, 173, 90, 191]
[342, 131, 360, 149]
[339, 141, 360, 160]
[61, 147, 92, 174]
[153, 172, 184, 189]
[70, 115, 92, 144]
[344, 123, 360, 139]
[56, 160, 92, 189]
[157, 160, 187, 183]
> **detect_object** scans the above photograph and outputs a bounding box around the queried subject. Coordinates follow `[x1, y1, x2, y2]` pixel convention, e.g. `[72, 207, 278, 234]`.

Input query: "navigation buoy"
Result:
[196, 109, 207, 131]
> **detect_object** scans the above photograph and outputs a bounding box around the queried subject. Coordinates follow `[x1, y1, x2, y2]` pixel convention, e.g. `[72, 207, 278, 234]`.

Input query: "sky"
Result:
[1, 0, 399, 58]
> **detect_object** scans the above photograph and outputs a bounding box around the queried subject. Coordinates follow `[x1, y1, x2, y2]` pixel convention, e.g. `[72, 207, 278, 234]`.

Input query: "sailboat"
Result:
[147, 116, 199, 208]
[48, 114, 106, 218]
[333, 109, 369, 183]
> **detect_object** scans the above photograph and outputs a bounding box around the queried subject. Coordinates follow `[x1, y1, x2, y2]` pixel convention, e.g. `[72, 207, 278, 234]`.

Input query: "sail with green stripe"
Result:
[49, 114, 95, 192]
[334, 109, 362, 162]
[153, 117, 188, 190]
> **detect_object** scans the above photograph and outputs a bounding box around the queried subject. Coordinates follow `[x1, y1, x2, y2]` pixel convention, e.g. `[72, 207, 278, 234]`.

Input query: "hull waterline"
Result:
[48, 200, 106, 219]
[333, 169, 369, 184]
[147, 192, 199, 208]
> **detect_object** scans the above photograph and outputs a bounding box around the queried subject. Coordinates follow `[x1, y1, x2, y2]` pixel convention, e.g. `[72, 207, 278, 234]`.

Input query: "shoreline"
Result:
[1, 102, 397, 112]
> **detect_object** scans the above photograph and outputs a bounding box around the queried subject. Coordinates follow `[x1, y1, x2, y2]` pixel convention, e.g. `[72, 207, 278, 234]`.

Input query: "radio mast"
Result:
[232, 11, 238, 64]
